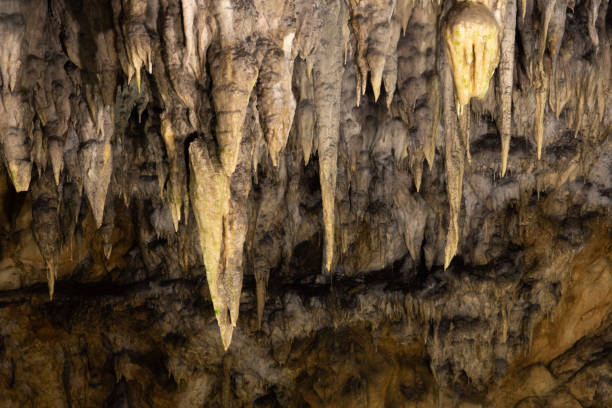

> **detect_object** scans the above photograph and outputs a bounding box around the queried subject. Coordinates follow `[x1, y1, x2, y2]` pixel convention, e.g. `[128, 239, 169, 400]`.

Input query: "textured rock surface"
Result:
[0, 0, 610, 406]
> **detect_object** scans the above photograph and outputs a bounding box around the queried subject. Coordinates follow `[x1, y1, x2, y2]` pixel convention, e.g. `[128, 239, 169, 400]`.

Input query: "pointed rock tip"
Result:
[501, 154, 508, 178]
[303, 150, 311, 166]
[220, 324, 234, 351]
[171, 213, 180, 233]
[324, 258, 333, 275]
[230, 295, 240, 328]
[386, 89, 393, 109]
[368, 53, 385, 103]
[444, 244, 456, 271]
[136, 69, 142, 93]
[8, 162, 32, 192]
[168, 197, 181, 232]
[90, 200, 105, 229]
[47, 263, 56, 300]
[52, 163, 61, 186]
[371, 73, 382, 102]
[103, 243, 113, 260]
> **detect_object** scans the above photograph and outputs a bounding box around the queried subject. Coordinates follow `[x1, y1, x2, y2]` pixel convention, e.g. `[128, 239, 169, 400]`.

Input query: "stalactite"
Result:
[411, 147, 425, 192]
[160, 0, 195, 111]
[546, 0, 567, 68]
[382, 1, 412, 109]
[255, 2, 298, 167]
[48, 137, 64, 186]
[210, 0, 259, 177]
[442, 43, 464, 271]
[61, 126, 84, 227]
[189, 138, 233, 350]
[312, 0, 345, 273]
[98, 197, 115, 260]
[75, 98, 113, 228]
[295, 58, 316, 165]
[119, 0, 152, 91]
[532, 4, 562, 162]
[293, 0, 322, 75]
[258, 39, 297, 167]
[255, 267, 269, 330]
[181, 0, 197, 74]
[517, 0, 535, 81]
[210, 46, 258, 177]
[223, 127, 254, 328]
[458, 102, 471, 165]
[425, 74, 441, 170]
[396, 0, 415, 35]
[31, 170, 60, 299]
[39, 54, 71, 186]
[347, 0, 395, 101]
[250, 97, 266, 184]
[498, 0, 517, 177]
[396, 1, 437, 188]
[160, 111, 183, 231]
[2, 1, 44, 192]
[382, 23, 399, 109]
[31, 120, 46, 178]
[252, 184, 276, 330]
[0, 91, 33, 192]
[182, 0, 211, 80]
[443, 1, 500, 114]
[0, 9, 24, 93]
[535, 71, 548, 159]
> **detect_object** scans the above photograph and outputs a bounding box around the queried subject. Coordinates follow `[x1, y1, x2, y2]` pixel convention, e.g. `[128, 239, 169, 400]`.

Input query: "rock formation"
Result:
[0, 0, 610, 406]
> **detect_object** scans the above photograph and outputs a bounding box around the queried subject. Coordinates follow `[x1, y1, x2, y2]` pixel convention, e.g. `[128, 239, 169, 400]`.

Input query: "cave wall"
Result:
[0, 0, 610, 406]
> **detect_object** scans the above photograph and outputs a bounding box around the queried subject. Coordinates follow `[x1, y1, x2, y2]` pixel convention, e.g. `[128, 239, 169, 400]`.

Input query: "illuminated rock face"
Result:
[0, 0, 610, 406]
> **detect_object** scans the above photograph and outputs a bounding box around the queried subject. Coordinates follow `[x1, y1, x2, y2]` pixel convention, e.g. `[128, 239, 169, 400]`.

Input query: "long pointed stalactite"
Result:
[312, 0, 345, 274]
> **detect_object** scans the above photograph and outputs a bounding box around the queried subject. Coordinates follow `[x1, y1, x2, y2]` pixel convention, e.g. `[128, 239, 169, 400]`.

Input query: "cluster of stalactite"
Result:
[0, 0, 609, 349]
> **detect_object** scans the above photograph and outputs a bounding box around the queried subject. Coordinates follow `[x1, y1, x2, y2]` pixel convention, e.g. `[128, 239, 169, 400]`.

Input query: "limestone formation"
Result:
[0, 0, 609, 406]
